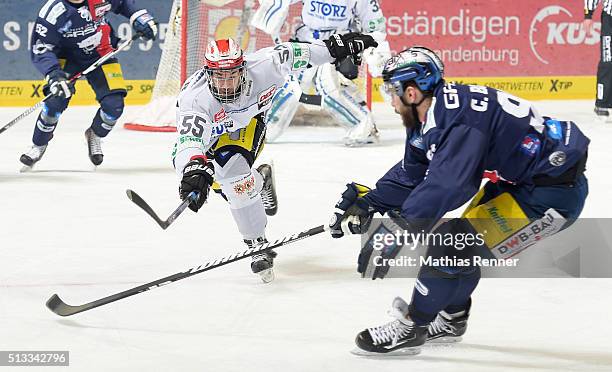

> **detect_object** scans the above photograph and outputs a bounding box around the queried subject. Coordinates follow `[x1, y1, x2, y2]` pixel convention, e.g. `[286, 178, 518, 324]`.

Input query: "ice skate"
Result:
[427, 308, 469, 344]
[19, 144, 47, 170]
[84, 127, 104, 166]
[257, 163, 278, 216]
[245, 237, 277, 283]
[351, 297, 427, 356]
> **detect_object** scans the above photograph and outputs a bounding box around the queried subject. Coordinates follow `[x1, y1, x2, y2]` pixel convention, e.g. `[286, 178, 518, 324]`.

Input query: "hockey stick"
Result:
[126, 189, 198, 230]
[46, 224, 327, 316]
[0, 34, 139, 135]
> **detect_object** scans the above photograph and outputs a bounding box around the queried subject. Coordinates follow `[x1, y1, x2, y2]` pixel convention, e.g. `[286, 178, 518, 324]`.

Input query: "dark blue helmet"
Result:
[382, 46, 444, 97]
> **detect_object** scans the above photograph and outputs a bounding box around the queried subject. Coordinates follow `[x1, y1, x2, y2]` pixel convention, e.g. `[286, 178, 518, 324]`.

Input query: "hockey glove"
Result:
[44, 70, 75, 99]
[324, 32, 378, 63]
[329, 182, 374, 238]
[130, 10, 158, 41]
[336, 56, 360, 80]
[179, 156, 214, 212]
[358, 210, 412, 280]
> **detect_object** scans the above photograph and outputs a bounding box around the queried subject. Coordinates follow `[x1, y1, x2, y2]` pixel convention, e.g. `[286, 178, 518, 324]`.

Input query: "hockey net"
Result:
[123, 0, 372, 132]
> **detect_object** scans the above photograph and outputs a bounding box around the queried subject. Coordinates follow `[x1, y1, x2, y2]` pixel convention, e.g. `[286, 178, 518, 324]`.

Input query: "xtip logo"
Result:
[529, 5, 599, 65]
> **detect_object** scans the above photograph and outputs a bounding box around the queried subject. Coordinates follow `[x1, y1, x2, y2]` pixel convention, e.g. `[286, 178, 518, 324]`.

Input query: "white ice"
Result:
[0, 101, 611, 372]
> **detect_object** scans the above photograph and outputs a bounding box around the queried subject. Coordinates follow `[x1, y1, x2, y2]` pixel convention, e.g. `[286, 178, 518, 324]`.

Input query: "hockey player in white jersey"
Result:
[252, 0, 390, 146]
[172, 33, 377, 282]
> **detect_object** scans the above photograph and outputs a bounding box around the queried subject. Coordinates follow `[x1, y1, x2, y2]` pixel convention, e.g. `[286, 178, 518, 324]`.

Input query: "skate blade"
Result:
[427, 336, 462, 344]
[350, 346, 421, 357]
[258, 268, 275, 283]
[19, 165, 34, 173]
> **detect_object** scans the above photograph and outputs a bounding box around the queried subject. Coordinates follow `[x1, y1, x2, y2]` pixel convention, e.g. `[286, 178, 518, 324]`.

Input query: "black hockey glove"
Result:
[43, 70, 75, 99]
[131, 10, 158, 41]
[324, 32, 378, 63]
[358, 211, 411, 280]
[336, 56, 360, 80]
[179, 156, 214, 212]
[329, 182, 374, 238]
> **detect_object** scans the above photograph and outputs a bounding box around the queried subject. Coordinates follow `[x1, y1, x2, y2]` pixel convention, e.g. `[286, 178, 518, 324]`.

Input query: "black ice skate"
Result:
[245, 237, 277, 283]
[84, 127, 103, 166]
[352, 297, 428, 356]
[427, 304, 470, 343]
[594, 106, 611, 117]
[20, 144, 47, 169]
[257, 163, 278, 216]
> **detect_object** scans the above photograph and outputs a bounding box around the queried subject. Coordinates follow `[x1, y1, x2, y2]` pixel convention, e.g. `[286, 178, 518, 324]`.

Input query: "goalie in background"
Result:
[251, 0, 391, 146]
[329, 47, 589, 355]
[21, 0, 158, 169]
[172, 33, 377, 282]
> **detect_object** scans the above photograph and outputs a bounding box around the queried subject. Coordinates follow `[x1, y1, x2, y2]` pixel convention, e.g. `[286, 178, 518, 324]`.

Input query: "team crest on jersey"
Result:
[257, 85, 277, 109]
[520, 135, 541, 157]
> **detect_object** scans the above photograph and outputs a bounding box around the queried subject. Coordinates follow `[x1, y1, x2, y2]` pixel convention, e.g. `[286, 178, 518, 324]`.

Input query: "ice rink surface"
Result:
[1, 101, 611, 371]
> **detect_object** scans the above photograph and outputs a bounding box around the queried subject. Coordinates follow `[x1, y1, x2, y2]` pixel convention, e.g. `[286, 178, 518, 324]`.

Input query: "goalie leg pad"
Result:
[314, 64, 368, 129]
[265, 76, 301, 142]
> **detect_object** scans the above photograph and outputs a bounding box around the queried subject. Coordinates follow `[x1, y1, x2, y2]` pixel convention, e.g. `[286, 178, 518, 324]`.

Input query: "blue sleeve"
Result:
[30, 17, 62, 77]
[364, 156, 429, 214]
[113, 0, 143, 18]
[401, 125, 487, 223]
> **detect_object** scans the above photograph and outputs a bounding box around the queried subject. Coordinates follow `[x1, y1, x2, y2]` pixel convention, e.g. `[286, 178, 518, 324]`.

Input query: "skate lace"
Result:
[368, 319, 413, 346]
[26, 145, 45, 158]
[428, 313, 456, 336]
[87, 130, 102, 155]
[260, 188, 276, 209]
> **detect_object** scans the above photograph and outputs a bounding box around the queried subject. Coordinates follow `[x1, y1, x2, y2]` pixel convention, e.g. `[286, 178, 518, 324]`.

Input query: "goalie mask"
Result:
[204, 38, 246, 104]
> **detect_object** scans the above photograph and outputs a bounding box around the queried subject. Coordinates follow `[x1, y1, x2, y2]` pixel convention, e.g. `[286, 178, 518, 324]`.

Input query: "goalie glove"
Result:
[329, 182, 374, 238]
[179, 156, 214, 212]
[324, 32, 378, 63]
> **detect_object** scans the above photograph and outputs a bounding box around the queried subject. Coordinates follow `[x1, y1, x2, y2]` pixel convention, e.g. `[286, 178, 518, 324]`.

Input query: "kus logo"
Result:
[309, 1, 347, 18]
[529, 5, 599, 65]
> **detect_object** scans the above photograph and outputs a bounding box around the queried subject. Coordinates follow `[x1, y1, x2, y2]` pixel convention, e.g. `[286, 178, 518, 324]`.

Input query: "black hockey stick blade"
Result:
[45, 224, 328, 316]
[126, 189, 197, 229]
[46, 294, 83, 317]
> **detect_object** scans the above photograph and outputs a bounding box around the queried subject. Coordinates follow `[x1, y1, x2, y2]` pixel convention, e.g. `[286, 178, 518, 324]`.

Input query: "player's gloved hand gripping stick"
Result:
[0, 33, 140, 135]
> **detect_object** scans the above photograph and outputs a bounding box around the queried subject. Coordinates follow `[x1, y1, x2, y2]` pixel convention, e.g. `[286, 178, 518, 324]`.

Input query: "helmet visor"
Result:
[206, 66, 245, 103]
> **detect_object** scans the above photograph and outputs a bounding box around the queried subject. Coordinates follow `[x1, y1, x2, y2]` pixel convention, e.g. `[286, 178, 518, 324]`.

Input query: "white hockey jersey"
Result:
[295, 0, 386, 42]
[172, 41, 334, 174]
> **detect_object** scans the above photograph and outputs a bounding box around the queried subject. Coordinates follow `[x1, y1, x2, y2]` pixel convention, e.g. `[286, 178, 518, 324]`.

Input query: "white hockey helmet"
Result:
[204, 38, 246, 103]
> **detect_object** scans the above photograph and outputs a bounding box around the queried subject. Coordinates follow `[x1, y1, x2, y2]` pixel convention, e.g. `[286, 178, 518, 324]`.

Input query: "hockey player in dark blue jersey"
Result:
[20, 0, 158, 168]
[328, 47, 590, 355]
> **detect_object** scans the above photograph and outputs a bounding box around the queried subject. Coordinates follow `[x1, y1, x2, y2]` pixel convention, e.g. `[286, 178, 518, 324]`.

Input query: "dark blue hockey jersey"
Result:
[30, 0, 143, 76]
[364, 82, 590, 222]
